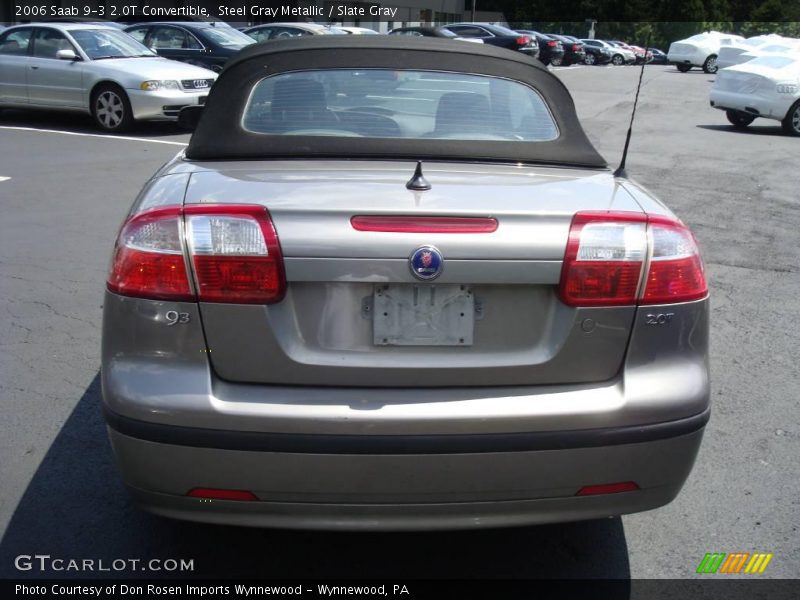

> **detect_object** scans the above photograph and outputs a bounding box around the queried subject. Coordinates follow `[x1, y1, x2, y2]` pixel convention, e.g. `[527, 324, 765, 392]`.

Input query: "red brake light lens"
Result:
[107, 204, 286, 304]
[547, 40, 557, 47]
[516, 35, 531, 46]
[351, 215, 498, 233]
[559, 212, 707, 307]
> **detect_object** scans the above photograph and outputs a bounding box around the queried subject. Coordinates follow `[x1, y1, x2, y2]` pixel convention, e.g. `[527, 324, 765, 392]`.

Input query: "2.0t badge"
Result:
[409, 246, 443, 281]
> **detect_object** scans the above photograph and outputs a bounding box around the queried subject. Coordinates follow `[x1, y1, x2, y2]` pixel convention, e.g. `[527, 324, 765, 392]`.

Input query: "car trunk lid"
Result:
[182, 160, 643, 387]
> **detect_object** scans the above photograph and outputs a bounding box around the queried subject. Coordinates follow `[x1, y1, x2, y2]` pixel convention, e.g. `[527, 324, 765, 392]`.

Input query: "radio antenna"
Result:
[613, 34, 651, 179]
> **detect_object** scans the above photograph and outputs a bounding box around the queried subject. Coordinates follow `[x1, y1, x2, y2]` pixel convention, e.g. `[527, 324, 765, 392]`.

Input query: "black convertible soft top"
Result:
[186, 36, 607, 168]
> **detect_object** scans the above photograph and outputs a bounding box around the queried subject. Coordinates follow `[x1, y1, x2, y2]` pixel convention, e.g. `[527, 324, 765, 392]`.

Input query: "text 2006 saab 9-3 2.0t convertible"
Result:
[102, 37, 710, 530]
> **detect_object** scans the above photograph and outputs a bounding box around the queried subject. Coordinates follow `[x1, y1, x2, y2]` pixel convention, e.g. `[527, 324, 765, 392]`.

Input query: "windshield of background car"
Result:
[242, 69, 559, 141]
[70, 29, 154, 59]
[486, 24, 520, 36]
[201, 26, 256, 47]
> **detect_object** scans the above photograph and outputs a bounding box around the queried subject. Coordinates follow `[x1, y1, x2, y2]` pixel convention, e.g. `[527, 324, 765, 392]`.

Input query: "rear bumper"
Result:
[108, 423, 705, 530]
[101, 290, 710, 529]
[668, 48, 706, 67]
[710, 89, 792, 121]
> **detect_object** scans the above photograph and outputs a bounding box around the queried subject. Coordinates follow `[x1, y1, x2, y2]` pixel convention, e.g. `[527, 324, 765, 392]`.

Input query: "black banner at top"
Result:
[4, 0, 800, 24]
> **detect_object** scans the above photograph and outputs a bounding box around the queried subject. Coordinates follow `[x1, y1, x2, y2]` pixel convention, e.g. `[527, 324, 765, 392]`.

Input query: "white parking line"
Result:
[0, 176, 10, 182]
[0, 126, 188, 146]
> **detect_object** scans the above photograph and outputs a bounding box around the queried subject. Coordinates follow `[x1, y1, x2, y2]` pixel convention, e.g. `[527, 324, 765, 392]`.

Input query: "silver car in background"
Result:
[0, 23, 216, 131]
[102, 37, 710, 530]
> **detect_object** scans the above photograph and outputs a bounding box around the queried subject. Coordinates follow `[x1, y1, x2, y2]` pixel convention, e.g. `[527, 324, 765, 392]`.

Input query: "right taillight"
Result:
[559, 211, 707, 307]
[107, 204, 286, 304]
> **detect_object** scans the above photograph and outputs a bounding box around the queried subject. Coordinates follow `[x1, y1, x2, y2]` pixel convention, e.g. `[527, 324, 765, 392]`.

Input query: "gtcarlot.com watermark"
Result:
[14, 554, 194, 573]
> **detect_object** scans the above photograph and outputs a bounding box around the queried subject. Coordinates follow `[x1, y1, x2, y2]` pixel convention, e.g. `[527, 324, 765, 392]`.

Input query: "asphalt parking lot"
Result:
[0, 64, 798, 580]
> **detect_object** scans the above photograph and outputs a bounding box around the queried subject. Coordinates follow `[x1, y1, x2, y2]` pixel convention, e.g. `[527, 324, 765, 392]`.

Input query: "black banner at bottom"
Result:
[4, 579, 799, 600]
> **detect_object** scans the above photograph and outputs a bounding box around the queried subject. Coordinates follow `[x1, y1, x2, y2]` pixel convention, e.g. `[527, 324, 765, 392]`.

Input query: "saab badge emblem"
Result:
[409, 246, 443, 281]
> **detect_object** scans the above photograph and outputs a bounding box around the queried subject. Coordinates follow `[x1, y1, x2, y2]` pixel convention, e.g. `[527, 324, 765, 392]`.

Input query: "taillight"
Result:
[559, 212, 706, 307]
[572, 44, 580, 51]
[640, 216, 707, 305]
[107, 207, 193, 301]
[107, 204, 286, 304]
[185, 205, 285, 304]
[547, 40, 557, 47]
[516, 35, 530, 46]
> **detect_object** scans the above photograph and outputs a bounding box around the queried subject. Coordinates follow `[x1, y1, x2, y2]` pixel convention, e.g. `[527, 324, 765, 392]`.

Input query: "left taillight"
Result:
[107, 204, 286, 304]
[107, 207, 193, 301]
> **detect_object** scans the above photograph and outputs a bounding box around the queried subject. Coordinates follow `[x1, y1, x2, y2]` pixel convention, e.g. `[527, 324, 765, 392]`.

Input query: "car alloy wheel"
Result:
[702, 55, 718, 74]
[550, 56, 562, 67]
[782, 101, 800, 136]
[584, 53, 595, 65]
[612, 54, 623, 66]
[96, 91, 127, 130]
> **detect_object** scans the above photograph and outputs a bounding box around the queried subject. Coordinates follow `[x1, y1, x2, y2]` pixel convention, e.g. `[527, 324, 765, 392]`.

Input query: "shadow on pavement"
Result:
[0, 108, 186, 139]
[696, 123, 788, 137]
[1, 374, 631, 581]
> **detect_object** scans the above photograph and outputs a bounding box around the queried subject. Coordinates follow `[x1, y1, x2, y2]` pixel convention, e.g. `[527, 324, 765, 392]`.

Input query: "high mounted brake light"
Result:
[107, 205, 286, 304]
[559, 211, 707, 307]
[351, 215, 498, 233]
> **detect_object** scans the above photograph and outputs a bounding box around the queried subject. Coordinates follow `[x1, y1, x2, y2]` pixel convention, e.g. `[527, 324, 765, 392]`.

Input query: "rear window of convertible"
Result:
[242, 69, 559, 141]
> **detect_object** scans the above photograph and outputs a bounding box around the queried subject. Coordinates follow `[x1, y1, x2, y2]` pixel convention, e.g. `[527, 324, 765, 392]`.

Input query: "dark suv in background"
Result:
[124, 21, 255, 72]
[444, 23, 538, 57]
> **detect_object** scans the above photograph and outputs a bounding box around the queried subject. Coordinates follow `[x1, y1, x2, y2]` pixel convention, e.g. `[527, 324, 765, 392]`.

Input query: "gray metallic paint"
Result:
[101, 155, 710, 529]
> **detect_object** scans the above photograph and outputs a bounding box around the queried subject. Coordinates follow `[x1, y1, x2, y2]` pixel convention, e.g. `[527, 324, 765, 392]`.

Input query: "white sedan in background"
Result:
[710, 55, 800, 135]
[0, 23, 217, 131]
[668, 31, 745, 73]
[716, 35, 799, 69]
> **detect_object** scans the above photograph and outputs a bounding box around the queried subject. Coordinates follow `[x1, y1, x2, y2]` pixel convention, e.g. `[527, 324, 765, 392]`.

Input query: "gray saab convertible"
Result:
[102, 37, 710, 530]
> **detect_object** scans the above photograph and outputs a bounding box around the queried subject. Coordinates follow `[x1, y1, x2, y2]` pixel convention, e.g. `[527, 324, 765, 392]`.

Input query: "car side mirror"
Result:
[178, 105, 203, 131]
[56, 49, 79, 61]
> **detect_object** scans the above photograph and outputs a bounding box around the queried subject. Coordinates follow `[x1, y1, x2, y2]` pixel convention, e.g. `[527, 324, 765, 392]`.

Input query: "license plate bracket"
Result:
[372, 284, 474, 346]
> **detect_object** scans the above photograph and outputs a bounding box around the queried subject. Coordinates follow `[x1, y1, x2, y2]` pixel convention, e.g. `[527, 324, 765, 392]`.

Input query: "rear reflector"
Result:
[187, 488, 258, 501]
[107, 204, 286, 304]
[351, 215, 498, 233]
[576, 482, 639, 496]
[559, 211, 707, 307]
